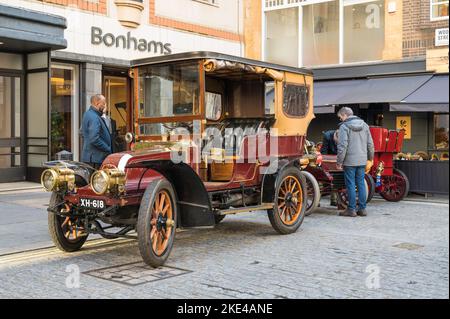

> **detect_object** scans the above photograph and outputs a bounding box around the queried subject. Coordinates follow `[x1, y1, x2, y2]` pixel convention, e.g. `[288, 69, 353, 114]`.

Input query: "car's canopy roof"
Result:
[131, 51, 313, 76]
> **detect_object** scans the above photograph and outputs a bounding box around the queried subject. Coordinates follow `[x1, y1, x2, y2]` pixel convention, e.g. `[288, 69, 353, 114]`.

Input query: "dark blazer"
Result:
[81, 106, 112, 164]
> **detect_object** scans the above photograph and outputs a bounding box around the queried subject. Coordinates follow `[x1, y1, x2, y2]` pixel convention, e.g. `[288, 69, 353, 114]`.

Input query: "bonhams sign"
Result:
[91, 26, 172, 55]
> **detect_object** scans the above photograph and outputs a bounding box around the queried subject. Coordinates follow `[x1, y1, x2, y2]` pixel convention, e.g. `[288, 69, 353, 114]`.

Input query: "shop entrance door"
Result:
[0, 74, 25, 182]
[103, 76, 130, 153]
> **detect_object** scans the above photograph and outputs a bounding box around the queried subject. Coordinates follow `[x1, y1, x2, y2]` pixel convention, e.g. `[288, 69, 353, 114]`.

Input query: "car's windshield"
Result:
[139, 62, 200, 118]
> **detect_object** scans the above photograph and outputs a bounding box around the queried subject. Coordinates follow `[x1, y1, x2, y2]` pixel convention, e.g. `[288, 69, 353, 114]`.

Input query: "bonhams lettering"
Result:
[91, 26, 172, 55]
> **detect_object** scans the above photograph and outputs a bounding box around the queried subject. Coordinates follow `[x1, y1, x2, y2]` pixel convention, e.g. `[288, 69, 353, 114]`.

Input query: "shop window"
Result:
[205, 92, 222, 121]
[302, 0, 340, 66]
[265, 7, 299, 67]
[193, 0, 219, 6]
[344, 0, 385, 63]
[434, 114, 449, 150]
[139, 62, 200, 120]
[282, 84, 309, 118]
[50, 64, 79, 161]
[265, 82, 275, 115]
[431, 0, 449, 21]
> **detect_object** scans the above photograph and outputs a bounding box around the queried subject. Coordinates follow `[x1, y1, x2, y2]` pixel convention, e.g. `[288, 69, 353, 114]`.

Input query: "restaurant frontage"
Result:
[259, 0, 449, 195]
[310, 59, 449, 195]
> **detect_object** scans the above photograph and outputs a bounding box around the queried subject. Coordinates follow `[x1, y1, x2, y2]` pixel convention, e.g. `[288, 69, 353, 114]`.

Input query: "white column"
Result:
[298, 5, 303, 67]
[261, 0, 266, 61]
[339, 0, 344, 64]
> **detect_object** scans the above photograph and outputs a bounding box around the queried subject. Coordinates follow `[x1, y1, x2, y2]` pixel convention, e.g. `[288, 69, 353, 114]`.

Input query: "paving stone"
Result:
[0, 192, 448, 298]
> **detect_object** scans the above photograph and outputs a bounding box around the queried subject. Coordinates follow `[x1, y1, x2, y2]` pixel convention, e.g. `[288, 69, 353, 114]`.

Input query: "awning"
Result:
[390, 74, 449, 112]
[314, 105, 336, 114]
[314, 79, 366, 107]
[313, 74, 435, 113]
[0, 4, 67, 52]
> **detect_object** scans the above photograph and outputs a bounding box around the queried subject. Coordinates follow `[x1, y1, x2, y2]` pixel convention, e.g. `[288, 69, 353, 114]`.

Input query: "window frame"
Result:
[430, 0, 449, 21]
[205, 91, 223, 122]
[262, 0, 392, 67]
[192, 0, 220, 7]
[137, 61, 202, 124]
[281, 82, 310, 119]
[432, 113, 449, 151]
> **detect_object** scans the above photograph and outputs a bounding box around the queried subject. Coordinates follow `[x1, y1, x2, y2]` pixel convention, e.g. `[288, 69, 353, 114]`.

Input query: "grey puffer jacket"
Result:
[337, 116, 375, 167]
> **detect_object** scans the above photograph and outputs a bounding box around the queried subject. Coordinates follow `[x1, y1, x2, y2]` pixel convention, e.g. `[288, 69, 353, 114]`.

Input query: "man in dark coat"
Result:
[321, 130, 338, 155]
[81, 94, 112, 169]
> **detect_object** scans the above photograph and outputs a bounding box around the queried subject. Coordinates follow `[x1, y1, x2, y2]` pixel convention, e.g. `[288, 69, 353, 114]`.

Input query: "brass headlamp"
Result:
[40, 167, 75, 192]
[90, 168, 126, 195]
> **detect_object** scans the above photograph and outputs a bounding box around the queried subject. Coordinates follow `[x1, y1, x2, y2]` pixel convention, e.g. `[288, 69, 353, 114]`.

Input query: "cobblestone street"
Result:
[0, 190, 448, 299]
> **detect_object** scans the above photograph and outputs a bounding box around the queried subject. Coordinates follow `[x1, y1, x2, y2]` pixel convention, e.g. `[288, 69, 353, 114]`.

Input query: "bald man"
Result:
[81, 94, 112, 169]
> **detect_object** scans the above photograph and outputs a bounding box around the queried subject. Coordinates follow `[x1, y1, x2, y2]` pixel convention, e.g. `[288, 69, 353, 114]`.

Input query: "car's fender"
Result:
[127, 160, 215, 228]
[260, 158, 304, 204]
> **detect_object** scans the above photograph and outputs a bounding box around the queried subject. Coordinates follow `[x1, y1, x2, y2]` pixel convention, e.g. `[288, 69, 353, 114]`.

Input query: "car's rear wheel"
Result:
[268, 167, 307, 234]
[365, 174, 376, 203]
[301, 171, 321, 216]
[379, 169, 410, 202]
[48, 192, 88, 252]
[336, 177, 370, 210]
[137, 179, 177, 268]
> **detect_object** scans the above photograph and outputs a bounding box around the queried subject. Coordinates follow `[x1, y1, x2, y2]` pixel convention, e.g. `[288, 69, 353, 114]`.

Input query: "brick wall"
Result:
[37, 0, 107, 14]
[403, 0, 448, 58]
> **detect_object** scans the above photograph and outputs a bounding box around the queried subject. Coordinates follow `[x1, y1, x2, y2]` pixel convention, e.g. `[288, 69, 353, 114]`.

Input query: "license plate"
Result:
[79, 198, 106, 209]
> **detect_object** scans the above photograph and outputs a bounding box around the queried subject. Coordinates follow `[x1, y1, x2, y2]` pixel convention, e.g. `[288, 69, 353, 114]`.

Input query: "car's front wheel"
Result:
[48, 193, 88, 252]
[137, 179, 177, 268]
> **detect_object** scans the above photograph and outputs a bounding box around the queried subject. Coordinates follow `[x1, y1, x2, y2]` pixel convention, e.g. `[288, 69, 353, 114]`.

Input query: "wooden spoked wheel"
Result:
[48, 192, 88, 252]
[137, 179, 177, 267]
[267, 167, 307, 234]
[60, 216, 84, 242]
[277, 176, 303, 225]
[150, 190, 175, 256]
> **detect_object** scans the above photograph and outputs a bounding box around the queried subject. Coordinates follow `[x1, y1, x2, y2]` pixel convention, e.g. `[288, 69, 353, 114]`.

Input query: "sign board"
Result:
[396, 116, 411, 140]
[435, 28, 449, 47]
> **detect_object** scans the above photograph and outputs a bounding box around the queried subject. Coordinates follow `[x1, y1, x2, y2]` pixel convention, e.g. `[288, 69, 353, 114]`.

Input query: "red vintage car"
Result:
[40, 52, 317, 267]
[301, 127, 410, 214]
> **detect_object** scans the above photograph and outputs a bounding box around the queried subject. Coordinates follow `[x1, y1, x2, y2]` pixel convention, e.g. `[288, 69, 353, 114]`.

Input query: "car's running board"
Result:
[217, 203, 274, 216]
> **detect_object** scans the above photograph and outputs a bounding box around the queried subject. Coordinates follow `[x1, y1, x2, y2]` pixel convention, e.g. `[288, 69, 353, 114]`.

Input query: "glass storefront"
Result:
[0, 76, 21, 169]
[344, 0, 385, 63]
[302, 1, 340, 66]
[434, 114, 449, 150]
[103, 76, 129, 152]
[264, 0, 387, 67]
[265, 8, 299, 67]
[50, 63, 79, 161]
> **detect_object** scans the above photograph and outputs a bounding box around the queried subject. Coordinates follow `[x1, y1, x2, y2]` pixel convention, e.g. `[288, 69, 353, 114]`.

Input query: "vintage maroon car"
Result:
[302, 126, 410, 213]
[40, 52, 317, 267]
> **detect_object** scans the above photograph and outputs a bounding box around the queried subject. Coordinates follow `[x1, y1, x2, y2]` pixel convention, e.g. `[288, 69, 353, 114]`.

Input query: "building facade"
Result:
[254, 0, 448, 160]
[0, 0, 245, 182]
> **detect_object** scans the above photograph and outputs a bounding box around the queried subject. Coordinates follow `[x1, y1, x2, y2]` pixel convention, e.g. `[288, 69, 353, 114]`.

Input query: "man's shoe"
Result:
[357, 209, 367, 217]
[339, 209, 357, 217]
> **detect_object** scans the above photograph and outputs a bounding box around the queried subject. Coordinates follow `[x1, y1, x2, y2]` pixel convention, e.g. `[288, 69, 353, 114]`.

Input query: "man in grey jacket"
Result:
[336, 107, 375, 217]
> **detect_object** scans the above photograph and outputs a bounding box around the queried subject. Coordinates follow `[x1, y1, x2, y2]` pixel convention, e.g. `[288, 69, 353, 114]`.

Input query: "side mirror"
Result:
[125, 132, 134, 144]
